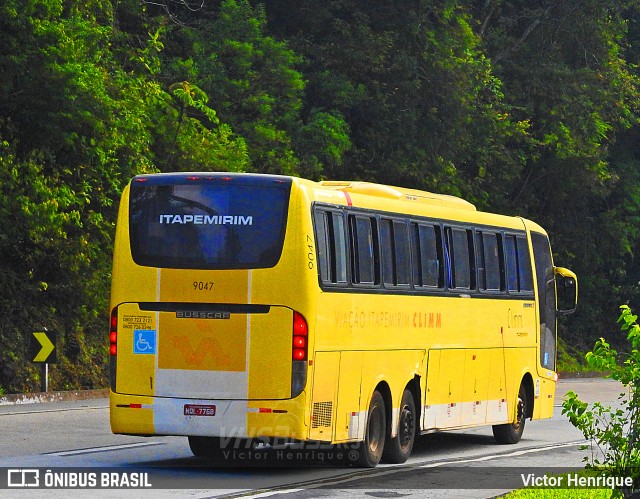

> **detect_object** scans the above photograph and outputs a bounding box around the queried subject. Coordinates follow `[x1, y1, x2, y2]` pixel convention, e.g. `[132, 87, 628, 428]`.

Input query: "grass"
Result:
[503, 489, 610, 498]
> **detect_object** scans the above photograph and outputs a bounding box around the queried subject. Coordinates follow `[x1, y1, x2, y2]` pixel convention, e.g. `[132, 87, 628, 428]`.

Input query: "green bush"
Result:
[562, 305, 640, 498]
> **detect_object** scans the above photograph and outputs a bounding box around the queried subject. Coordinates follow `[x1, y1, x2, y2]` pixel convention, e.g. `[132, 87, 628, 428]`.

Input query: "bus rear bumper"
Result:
[110, 391, 308, 441]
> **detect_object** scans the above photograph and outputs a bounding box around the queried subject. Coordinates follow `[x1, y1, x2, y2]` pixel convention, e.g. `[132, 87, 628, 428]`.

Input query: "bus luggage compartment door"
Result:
[113, 303, 293, 400]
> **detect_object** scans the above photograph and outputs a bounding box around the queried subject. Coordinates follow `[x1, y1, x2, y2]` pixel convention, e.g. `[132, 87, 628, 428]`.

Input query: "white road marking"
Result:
[46, 441, 166, 456]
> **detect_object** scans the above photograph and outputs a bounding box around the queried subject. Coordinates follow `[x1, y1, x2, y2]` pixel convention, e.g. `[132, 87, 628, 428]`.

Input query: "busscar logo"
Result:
[176, 311, 231, 320]
[158, 214, 253, 225]
[8, 469, 39, 487]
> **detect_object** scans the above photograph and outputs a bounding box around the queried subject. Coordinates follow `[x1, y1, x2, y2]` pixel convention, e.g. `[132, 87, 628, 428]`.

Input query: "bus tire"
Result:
[355, 390, 386, 468]
[382, 389, 416, 464]
[188, 436, 255, 460]
[188, 436, 220, 458]
[492, 384, 527, 444]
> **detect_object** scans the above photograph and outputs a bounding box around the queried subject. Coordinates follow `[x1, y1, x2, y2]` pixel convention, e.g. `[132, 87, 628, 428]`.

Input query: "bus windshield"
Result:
[129, 177, 291, 269]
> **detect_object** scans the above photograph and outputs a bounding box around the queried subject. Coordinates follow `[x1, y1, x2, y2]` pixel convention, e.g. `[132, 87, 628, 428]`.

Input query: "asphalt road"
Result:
[0, 376, 627, 498]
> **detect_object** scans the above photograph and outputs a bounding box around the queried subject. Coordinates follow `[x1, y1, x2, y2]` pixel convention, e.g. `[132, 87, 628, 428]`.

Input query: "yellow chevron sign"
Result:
[31, 331, 56, 363]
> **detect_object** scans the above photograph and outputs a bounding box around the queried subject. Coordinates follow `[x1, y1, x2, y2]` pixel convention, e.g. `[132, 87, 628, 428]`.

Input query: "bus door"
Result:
[530, 232, 556, 372]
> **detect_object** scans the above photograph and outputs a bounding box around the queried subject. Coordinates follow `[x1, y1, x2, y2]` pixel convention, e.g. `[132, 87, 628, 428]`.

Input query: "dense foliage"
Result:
[1, 0, 639, 392]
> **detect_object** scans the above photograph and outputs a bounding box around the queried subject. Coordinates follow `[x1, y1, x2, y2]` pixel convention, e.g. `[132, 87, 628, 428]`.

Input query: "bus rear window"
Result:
[129, 178, 291, 269]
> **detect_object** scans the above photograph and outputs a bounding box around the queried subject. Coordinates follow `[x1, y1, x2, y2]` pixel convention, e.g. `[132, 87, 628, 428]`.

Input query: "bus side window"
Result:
[446, 227, 474, 290]
[314, 211, 331, 283]
[331, 213, 348, 284]
[477, 231, 502, 291]
[504, 235, 519, 291]
[350, 215, 379, 286]
[314, 209, 348, 285]
[381, 219, 411, 287]
[443, 229, 452, 288]
[393, 221, 411, 286]
[411, 223, 443, 288]
[380, 219, 394, 286]
[516, 236, 533, 292]
[503, 234, 534, 294]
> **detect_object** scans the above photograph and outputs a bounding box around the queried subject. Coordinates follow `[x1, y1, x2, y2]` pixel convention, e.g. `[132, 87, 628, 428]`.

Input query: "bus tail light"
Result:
[109, 308, 118, 356]
[109, 307, 118, 392]
[291, 311, 308, 398]
[292, 311, 308, 361]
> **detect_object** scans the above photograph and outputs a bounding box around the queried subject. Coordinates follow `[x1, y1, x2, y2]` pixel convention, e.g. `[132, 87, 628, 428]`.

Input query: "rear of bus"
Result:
[109, 173, 311, 446]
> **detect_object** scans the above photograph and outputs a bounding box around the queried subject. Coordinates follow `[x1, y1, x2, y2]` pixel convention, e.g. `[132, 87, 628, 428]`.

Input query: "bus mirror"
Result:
[555, 266, 578, 316]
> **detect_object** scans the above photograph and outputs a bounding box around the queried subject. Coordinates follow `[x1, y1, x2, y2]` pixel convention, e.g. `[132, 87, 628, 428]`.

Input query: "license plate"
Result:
[184, 404, 217, 416]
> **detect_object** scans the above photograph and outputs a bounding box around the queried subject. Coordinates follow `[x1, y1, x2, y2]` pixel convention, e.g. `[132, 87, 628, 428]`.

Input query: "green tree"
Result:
[0, 0, 151, 390]
[0, 0, 249, 391]
[266, 1, 529, 206]
[157, 0, 326, 176]
[473, 0, 640, 347]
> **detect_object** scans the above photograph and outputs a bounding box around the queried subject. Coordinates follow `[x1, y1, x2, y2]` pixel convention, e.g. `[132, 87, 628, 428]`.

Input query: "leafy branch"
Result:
[562, 305, 640, 497]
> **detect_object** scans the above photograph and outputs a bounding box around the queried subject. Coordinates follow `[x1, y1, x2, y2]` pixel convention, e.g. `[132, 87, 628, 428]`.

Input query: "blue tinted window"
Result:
[130, 180, 290, 269]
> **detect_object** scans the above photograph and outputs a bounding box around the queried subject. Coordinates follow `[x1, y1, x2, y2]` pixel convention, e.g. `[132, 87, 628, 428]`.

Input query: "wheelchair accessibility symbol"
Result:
[134, 330, 156, 354]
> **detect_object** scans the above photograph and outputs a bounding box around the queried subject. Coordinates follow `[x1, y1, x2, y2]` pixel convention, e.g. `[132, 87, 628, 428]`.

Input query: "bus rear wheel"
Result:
[382, 389, 416, 464]
[355, 390, 386, 467]
[492, 384, 527, 444]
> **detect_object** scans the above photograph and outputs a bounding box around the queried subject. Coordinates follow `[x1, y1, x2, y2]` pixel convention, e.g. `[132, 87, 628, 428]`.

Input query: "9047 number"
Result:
[307, 234, 315, 269]
[193, 281, 214, 291]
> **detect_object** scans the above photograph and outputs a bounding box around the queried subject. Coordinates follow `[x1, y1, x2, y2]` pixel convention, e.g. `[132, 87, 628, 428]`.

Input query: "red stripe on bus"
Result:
[343, 191, 352, 206]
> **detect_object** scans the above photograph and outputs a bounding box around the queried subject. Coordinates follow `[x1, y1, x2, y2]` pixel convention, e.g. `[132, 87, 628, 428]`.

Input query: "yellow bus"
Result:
[109, 172, 577, 467]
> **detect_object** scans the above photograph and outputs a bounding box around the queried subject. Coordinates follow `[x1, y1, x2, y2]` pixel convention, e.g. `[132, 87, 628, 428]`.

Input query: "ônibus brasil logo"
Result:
[158, 214, 253, 226]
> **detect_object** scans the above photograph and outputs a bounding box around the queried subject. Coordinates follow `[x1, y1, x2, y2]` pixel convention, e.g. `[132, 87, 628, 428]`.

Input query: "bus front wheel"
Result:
[382, 389, 416, 464]
[355, 390, 386, 467]
[492, 384, 527, 444]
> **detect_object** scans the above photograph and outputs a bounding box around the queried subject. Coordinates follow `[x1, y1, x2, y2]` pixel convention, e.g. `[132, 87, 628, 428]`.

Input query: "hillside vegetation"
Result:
[1, 0, 639, 392]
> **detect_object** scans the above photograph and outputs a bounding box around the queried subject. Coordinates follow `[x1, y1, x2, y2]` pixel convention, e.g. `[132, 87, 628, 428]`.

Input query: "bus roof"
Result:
[129, 172, 542, 234]
[319, 181, 476, 211]
[130, 174, 474, 211]
[310, 179, 531, 232]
